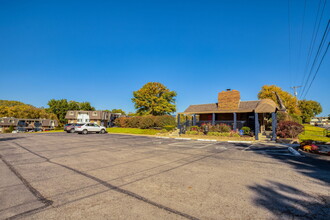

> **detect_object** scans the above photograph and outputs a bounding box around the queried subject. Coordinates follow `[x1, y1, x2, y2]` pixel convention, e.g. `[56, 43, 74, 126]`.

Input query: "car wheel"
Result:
[100, 129, 105, 134]
[66, 131, 70, 133]
[70, 129, 75, 133]
[82, 129, 88, 135]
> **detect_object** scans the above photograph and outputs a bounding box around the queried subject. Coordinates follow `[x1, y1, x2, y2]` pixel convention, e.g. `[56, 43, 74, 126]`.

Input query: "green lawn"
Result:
[299, 124, 330, 143]
[41, 129, 64, 133]
[106, 127, 161, 135]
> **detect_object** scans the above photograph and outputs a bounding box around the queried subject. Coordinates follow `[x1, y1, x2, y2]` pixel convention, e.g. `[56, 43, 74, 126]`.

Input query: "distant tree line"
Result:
[0, 100, 57, 120]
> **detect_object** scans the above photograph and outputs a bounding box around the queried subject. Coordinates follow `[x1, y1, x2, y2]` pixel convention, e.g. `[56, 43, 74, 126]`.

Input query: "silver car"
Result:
[75, 123, 107, 134]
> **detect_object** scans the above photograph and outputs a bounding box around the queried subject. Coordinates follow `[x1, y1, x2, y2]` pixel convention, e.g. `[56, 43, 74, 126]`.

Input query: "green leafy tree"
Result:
[132, 82, 177, 116]
[298, 100, 322, 123]
[68, 101, 80, 111]
[47, 99, 95, 125]
[111, 109, 126, 115]
[258, 85, 301, 116]
[79, 102, 95, 111]
[47, 99, 69, 125]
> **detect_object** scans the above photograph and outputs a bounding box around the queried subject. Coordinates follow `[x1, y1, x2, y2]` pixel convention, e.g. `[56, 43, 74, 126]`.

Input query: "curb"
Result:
[174, 138, 192, 140]
[288, 147, 302, 156]
[197, 139, 217, 142]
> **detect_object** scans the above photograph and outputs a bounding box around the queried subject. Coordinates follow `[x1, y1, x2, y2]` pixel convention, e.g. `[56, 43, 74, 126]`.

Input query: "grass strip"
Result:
[106, 127, 160, 135]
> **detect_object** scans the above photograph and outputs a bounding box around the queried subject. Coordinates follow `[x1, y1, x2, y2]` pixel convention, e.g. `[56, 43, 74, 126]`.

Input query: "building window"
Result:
[70, 111, 74, 115]
[93, 112, 97, 116]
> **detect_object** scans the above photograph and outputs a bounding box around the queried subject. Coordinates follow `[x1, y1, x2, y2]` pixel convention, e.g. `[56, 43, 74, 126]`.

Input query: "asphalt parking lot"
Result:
[0, 133, 329, 220]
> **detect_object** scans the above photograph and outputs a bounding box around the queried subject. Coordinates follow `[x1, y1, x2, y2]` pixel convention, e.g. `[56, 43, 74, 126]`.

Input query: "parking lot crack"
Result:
[0, 154, 53, 220]
[11, 141, 201, 220]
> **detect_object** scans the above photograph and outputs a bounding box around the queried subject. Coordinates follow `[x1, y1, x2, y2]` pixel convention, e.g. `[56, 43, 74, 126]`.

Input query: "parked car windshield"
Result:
[76, 123, 85, 126]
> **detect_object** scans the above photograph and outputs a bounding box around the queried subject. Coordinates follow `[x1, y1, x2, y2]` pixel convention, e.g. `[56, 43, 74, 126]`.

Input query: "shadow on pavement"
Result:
[0, 137, 25, 142]
[249, 181, 330, 219]
[266, 152, 330, 185]
[230, 142, 330, 185]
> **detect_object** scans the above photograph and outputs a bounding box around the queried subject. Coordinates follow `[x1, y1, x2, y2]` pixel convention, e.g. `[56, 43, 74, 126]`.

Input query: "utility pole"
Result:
[291, 86, 302, 104]
[291, 86, 302, 97]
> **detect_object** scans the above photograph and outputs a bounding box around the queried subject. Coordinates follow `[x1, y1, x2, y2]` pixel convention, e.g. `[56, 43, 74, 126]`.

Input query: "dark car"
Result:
[64, 123, 76, 133]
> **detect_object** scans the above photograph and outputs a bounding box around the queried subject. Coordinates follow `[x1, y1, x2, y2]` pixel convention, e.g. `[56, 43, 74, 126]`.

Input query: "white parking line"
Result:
[197, 139, 217, 142]
[168, 141, 215, 149]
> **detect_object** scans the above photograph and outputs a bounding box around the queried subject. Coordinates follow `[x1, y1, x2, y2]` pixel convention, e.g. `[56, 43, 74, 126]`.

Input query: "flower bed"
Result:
[299, 140, 330, 156]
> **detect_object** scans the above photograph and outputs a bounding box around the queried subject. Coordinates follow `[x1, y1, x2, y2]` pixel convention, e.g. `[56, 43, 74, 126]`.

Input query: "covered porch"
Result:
[177, 111, 277, 141]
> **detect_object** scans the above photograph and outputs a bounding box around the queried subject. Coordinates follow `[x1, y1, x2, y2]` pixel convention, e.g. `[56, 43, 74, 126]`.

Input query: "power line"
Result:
[288, 0, 292, 86]
[296, 0, 307, 77]
[302, 42, 329, 99]
[300, 0, 323, 88]
[300, 19, 330, 98]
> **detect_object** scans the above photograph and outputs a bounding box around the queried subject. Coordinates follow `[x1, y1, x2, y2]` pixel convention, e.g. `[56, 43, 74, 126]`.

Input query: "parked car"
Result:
[75, 123, 107, 134]
[64, 123, 76, 133]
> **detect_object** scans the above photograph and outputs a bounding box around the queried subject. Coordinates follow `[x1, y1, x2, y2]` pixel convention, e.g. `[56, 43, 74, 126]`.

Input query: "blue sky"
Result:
[0, 0, 329, 115]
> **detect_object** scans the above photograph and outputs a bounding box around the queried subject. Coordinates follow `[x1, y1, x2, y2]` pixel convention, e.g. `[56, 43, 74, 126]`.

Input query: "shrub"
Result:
[159, 129, 168, 133]
[4, 125, 15, 133]
[190, 126, 199, 131]
[241, 127, 251, 135]
[127, 117, 140, 128]
[218, 124, 231, 132]
[205, 123, 231, 133]
[163, 125, 175, 131]
[277, 121, 304, 138]
[114, 117, 129, 127]
[186, 131, 198, 135]
[115, 115, 176, 129]
[139, 116, 155, 129]
[230, 131, 240, 137]
[207, 132, 220, 136]
[154, 115, 176, 127]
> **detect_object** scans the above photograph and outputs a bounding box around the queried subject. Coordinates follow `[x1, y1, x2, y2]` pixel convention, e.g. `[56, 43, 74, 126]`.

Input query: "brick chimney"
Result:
[218, 89, 240, 110]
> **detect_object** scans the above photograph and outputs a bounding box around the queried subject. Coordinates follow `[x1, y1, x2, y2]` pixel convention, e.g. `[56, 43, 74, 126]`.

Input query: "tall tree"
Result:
[47, 99, 95, 125]
[47, 99, 69, 125]
[79, 102, 95, 111]
[111, 109, 126, 115]
[298, 100, 322, 123]
[258, 85, 301, 116]
[132, 82, 177, 116]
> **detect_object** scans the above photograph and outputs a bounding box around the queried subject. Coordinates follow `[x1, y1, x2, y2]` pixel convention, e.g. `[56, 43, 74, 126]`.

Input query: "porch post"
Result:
[212, 113, 215, 125]
[255, 112, 259, 140]
[233, 112, 237, 131]
[193, 114, 196, 126]
[271, 112, 277, 141]
[177, 114, 181, 130]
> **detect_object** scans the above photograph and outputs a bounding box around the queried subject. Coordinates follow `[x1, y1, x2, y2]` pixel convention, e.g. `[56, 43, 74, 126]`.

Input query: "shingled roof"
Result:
[183, 100, 277, 114]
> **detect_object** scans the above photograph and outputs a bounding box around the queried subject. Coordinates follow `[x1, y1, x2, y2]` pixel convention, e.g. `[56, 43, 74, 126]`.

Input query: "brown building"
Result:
[179, 89, 278, 140]
[0, 117, 58, 132]
[65, 110, 121, 127]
